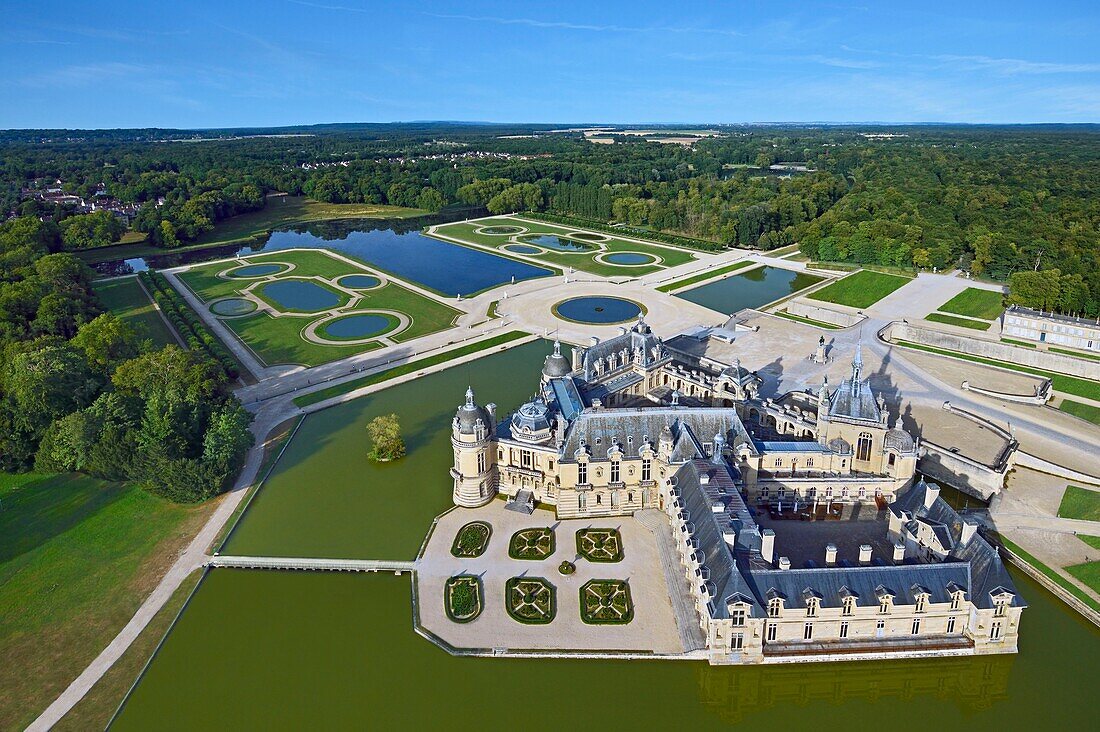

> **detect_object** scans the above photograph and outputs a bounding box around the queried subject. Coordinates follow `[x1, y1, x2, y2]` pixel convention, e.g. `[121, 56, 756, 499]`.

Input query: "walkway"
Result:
[209, 555, 415, 573]
[635, 508, 707, 652]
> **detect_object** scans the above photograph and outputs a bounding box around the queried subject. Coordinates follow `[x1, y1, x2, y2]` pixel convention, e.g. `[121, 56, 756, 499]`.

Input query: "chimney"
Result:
[571, 346, 583, 371]
[825, 543, 837, 566]
[859, 544, 873, 565]
[486, 403, 497, 426]
[723, 530, 738, 549]
[893, 542, 906, 564]
[960, 520, 978, 546]
[590, 336, 600, 346]
[761, 529, 776, 564]
[778, 556, 791, 570]
[924, 483, 940, 509]
[619, 326, 628, 335]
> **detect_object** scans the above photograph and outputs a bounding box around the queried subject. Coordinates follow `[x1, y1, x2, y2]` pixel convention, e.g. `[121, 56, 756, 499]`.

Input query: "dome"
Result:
[511, 397, 552, 439]
[884, 428, 915, 453]
[455, 387, 491, 433]
[828, 437, 852, 455]
[542, 340, 571, 378]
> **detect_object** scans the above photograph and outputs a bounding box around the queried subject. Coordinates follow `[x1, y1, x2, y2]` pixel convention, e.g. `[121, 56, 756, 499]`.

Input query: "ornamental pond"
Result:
[677, 266, 823, 314]
[554, 296, 644, 324]
[112, 341, 1099, 729]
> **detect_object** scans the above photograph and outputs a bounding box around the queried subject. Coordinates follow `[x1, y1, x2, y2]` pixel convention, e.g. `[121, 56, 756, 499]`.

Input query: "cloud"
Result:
[421, 12, 742, 37]
[285, 0, 370, 11]
[21, 62, 151, 88]
[931, 54, 1100, 75]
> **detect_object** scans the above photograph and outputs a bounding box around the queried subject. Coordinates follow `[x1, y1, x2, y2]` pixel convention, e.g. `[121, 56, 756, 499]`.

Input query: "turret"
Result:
[816, 375, 830, 445]
[542, 339, 571, 383]
[451, 387, 496, 508]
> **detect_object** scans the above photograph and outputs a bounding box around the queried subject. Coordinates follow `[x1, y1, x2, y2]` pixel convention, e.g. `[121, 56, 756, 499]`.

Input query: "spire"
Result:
[464, 386, 475, 408]
[851, 340, 863, 393]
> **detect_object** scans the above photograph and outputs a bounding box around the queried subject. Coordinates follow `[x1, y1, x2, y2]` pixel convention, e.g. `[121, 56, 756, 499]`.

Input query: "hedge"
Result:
[140, 271, 240, 379]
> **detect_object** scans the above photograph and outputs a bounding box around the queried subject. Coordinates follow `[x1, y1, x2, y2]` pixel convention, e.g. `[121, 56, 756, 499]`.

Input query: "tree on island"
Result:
[366, 413, 406, 462]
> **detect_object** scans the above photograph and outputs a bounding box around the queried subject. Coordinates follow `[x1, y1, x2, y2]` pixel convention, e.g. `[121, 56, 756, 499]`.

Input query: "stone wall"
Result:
[785, 300, 865, 328]
[918, 442, 1007, 500]
[883, 322, 1100, 380]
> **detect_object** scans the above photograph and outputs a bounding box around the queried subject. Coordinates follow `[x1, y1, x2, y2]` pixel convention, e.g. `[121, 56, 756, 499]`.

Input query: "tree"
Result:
[71, 313, 142, 374]
[60, 211, 125, 250]
[416, 187, 445, 212]
[366, 413, 405, 462]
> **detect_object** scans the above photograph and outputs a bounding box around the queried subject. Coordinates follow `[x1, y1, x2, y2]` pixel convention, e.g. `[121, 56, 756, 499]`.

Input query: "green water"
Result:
[678, 266, 823, 313]
[222, 340, 553, 559]
[113, 566, 1097, 731]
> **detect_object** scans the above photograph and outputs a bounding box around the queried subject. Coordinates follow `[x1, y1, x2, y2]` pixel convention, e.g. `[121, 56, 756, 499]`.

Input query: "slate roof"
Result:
[561, 407, 755, 462]
[744, 563, 971, 610]
[827, 376, 882, 423]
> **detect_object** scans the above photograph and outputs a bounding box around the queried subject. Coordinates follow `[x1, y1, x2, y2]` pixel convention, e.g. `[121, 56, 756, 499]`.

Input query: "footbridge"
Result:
[208, 555, 416, 574]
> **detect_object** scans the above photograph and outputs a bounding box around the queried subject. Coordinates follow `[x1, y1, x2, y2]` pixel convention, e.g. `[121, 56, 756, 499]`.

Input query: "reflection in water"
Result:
[696, 654, 1012, 724]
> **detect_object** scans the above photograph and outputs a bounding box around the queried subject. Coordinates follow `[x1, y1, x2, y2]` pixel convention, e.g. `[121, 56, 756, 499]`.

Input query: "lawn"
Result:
[92, 277, 177, 348]
[773, 310, 844, 329]
[1056, 485, 1100, 521]
[177, 249, 360, 303]
[1078, 535, 1100, 551]
[1059, 399, 1100, 426]
[1050, 346, 1100, 362]
[656, 260, 753, 292]
[807, 270, 911, 309]
[224, 311, 384, 367]
[1001, 337, 1036, 348]
[1065, 561, 1100, 595]
[937, 287, 1005, 320]
[0, 473, 215, 731]
[431, 216, 696, 277]
[293, 330, 530, 407]
[925, 312, 992, 330]
[893, 340, 1100, 401]
[996, 534, 1100, 613]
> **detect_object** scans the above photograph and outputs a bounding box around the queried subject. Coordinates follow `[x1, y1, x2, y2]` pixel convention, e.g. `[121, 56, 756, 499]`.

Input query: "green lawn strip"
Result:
[1002, 337, 1036, 348]
[893, 340, 1100, 401]
[293, 330, 530, 407]
[807, 270, 912, 309]
[925, 312, 992, 330]
[92, 277, 177, 348]
[224, 312, 383, 367]
[1077, 535, 1100, 551]
[1056, 485, 1100, 521]
[1065, 562, 1100, 596]
[656, 260, 754, 292]
[772, 310, 844, 330]
[1059, 399, 1100, 426]
[356, 282, 460, 343]
[56, 568, 204, 732]
[0, 475, 214, 730]
[995, 535, 1100, 613]
[937, 287, 1005, 319]
[1049, 346, 1100, 362]
[433, 218, 694, 276]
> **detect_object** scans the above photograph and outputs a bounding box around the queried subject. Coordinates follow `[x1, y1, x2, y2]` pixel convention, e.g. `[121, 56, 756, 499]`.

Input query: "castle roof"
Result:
[561, 407, 755, 462]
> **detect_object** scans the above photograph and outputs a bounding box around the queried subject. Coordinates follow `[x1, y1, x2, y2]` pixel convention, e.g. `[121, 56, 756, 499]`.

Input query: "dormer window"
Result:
[842, 597, 855, 616]
[731, 606, 746, 627]
[768, 598, 783, 617]
[915, 594, 928, 613]
[595, 437, 602, 446]
[951, 592, 963, 611]
[610, 460, 620, 484]
[627, 435, 633, 445]
[879, 598, 891, 614]
[995, 599, 1009, 618]
[806, 598, 820, 617]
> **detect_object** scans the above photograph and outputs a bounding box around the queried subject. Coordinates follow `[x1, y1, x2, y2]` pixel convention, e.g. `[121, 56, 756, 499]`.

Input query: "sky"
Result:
[1, 0, 1099, 129]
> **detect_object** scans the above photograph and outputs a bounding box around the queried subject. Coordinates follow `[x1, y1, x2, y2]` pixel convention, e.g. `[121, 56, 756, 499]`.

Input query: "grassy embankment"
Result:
[807, 270, 912, 309]
[994, 533, 1100, 613]
[1057, 485, 1100, 521]
[293, 330, 530, 408]
[924, 313, 992, 330]
[77, 196, 427, 265]
[772, 310, 843, 330]
[1050, 346, 1100, 362]
[432, 217, 695, 277]
[655, 260, 753, 293]
[0, 473, 216, 730]
[892, 340, 1100, 402]
[92, 277, 178, 348]
[937, 287, 1005, 319]
[1059, 399, 1100, 426]
[177, 250, 460, 368]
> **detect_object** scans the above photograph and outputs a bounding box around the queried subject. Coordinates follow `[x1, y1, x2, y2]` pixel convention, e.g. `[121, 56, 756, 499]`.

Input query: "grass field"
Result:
[1057, 485, 1100, 521]
[176, 249, 461, 367]
[893, 339, 1100, 401]
[773, 310, 843, 329]
[937, 287, 1005, 320]
[925, 312, 993, 330]
[0, 473, 215, 730]
[1078, 535, 1100, 551]
[807, 270, 911, 309]
[1059, 399, 1100, 425]
[1065, 561, 1100, 595]
[431, 217, 696, 277]
[1050, 346, 1100, 362]
[656, 260, 753, 292]
[996, 534, 1100, 613]
[92, 277, 177, 348]
[294, 330, 530, 407]
[1002, 337, 1036, 348]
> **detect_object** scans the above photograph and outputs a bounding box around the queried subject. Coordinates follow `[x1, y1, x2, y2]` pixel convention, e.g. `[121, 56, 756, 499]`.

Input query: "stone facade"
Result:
[1002, 305, 1100, 354]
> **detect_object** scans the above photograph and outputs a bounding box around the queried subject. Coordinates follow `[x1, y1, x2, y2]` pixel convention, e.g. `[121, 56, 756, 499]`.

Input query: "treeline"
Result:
[141, 270, 241, 379]
[0, 215, 253, 502]
[523, 211, 725, 252]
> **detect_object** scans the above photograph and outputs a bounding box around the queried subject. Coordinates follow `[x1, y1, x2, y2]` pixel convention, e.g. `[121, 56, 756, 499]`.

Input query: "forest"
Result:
[2, 123, 1098, 314]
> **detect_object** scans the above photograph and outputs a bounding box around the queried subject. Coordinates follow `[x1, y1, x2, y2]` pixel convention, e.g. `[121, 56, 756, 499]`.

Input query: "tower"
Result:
[816, 375, 830, 445]
[450, 387, 496, 507]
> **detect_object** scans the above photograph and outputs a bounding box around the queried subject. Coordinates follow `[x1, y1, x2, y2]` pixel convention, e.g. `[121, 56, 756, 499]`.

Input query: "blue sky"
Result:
[2, 1, 1098, 128]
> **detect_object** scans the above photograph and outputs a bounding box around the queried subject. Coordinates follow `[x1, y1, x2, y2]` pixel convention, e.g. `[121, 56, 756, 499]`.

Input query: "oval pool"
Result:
[259, 280, 344, 312]
[337, 274, 382, 290]
[604, 252, 657, 266]
[554, 296, 643, 324]
[210, 298, 257, 316]
[522, 235, 590, 252]
[319, 313, 397, 340]
[227, 263, 286, 278]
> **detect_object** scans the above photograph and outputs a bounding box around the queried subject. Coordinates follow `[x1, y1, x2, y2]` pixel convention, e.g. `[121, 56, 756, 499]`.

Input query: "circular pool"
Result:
[603, 252, 658, 266]
[318, 313, 398, 340]
[210, 298, 257, 316]
[503, 244, 543, 255]
[479, 225, 523, 235]
[226, 263, 287, 278]
[553, 296, 644, 324]
[337, 274, 382, 290]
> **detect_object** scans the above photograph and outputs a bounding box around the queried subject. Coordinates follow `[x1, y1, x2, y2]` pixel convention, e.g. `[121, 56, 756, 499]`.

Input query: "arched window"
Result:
[856, 432, 873, 461]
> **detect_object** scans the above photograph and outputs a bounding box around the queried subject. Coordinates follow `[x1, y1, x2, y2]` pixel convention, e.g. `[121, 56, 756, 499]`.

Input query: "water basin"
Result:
[259, 280, 344, 312]
[604, 252, 657, 265]
[210, 298, 257, 316]
[318, 313, 396, 340]
[677, 266, 823, 313]
[227, 263, 287, 278]
[554, 296, 643, 324]
[522, 235, 590, 252]
[337, 274, 382, 290]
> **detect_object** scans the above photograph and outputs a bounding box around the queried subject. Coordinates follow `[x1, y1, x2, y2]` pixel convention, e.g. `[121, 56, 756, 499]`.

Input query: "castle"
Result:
[450, 318, 1024, 662]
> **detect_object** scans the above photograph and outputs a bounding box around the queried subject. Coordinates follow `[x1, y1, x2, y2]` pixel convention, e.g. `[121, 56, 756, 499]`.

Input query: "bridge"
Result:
[207, 555, 417, 574]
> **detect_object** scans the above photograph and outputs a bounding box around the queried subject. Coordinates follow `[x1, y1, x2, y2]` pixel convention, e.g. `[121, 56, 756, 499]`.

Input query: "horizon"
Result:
[2, 1, 1098, 128]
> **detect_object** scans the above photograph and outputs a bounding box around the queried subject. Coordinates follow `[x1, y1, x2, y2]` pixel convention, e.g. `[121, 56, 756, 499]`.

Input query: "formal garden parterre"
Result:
[576, 528, 624, 563]
[508, 527, 555, 560]
[504, 576, 556, 624]
[451, 521, 492, 558]
[444, 575, 484, 624]
[173, 248, 461, 367]
[579, 580, 634, 625]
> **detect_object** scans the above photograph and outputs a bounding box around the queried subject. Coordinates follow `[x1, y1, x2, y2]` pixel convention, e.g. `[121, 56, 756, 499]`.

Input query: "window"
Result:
[477, 452, 485, 472]
[627, 435, 633, 445]
[951, 593, 962, 611]
[856, 432, 873, 461]
[548, 459, 554, 470]
[777, 487, 786, 500]
[842, 597, 855, 616]
[804, 622, 814, 640]
[888, 453, 896, 466]
[774, 457, 783, 467]
[641, 458, 652, 482]
[947, 616, 957, 634]
[825, 486, 833, 498]
[840, 621, 849, 639]
[761, 486, 770, 499]
[768, 599, 783, 617]
[994, 600, 1008, 618]
[595, 437, 602, 446]
[731, 633, 744, 651]
[610, 461, 620, 484]
[879, 599, 890, 614]
[521, 450, 532, 468]
[806, 599, 819, 617]
[915, 595, 927, 613]
[577, 462, 587, 484]
[595, 494, 602, 505]
[858, 486, 866, 499]
[578, 492, 587, 510]
[703, 442, 712, 456]
[766, 623, 777, 642]
[911, 618, 921, 635]
[876, 619, 885, 631]
[627, 492, 634, 503]
[806, 457, 815, 468]
[731, 607, 746, 627]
